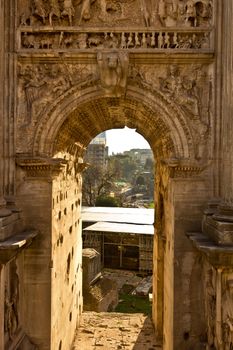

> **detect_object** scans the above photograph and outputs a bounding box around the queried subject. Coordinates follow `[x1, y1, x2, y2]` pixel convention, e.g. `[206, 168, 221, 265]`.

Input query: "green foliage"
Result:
[114, 293, 152, 316]
[95, 195, 119, 207]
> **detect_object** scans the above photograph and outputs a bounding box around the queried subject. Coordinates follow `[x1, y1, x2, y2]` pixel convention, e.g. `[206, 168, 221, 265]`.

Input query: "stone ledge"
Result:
[187, 232, 233, 267]
[0, 229, 39, 264]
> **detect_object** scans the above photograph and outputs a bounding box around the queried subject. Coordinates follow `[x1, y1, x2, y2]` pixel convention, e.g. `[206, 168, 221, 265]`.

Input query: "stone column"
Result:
[0, 0, 11, 217]
[206, 1, 233, 242]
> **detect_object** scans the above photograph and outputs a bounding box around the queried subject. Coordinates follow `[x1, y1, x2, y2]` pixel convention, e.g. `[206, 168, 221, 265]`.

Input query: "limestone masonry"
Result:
[0, 1, 233, 349]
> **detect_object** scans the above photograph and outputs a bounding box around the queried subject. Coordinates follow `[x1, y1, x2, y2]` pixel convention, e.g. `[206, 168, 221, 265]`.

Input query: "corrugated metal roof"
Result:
[82, 207, 154, 225]
[83, 222, 154, 235]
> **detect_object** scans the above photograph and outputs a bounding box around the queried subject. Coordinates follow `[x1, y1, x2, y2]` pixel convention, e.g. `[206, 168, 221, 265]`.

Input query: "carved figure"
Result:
[79, 0, 96, 24]
[88, 35, 103, 48]
[204, 267, 216, 348]
[49, 0, 61, 25]
[173, 32, 179, 48]
[185, 0, 197, 27]
[108, 32, 119, 49]
[140, 0, 151, 27]
[4, 262, 19, 340]
[160, 65, 200, 117]
[120, 32, 127, 49]
[151, 32, 156, 47]
[127, 33, 133, 48]
[196, 0, 212, 25]
[163, 32, 170, 48]
[21, 65, 46, 122]
[158, 0, 179, 26]
[158, 32, 163, 48]
[78, 33, 88, 49]
[134, 32, 141, 47]
[141, 33, 147, 48]
[62, 0, 75, 25]
[22, 33, 36, 49]
[158, 0, 166, 24]
[33, 0, 46, 24]
[222, 278, 233, 350]
[97, 51, 129, 96]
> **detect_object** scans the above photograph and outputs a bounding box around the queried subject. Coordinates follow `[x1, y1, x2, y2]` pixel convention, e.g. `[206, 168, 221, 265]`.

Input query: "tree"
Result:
[82, 165, 116, 206]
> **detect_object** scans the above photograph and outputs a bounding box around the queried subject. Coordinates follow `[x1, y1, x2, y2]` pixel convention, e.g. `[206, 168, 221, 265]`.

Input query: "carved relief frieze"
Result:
[18, 0, 213, 28]
[19, 29, 211, 51]
[157, 0, 213, 28]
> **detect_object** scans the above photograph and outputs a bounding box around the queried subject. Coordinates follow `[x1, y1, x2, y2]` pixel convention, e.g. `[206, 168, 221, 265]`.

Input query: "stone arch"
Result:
[16, 76, 211, 350]
[32, 81, 195, 160]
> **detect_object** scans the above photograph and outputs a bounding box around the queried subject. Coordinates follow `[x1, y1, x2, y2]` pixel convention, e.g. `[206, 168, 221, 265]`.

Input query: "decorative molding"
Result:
[162, 157, 209, 177]
[16, 156, 67, 178]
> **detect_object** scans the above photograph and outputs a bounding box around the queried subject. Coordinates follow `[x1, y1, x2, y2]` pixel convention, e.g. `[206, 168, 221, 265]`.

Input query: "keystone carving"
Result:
[97, 51, 129, 96]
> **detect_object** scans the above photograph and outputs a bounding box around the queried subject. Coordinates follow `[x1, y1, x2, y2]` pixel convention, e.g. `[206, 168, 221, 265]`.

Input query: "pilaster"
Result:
[0, 0, 11, 217]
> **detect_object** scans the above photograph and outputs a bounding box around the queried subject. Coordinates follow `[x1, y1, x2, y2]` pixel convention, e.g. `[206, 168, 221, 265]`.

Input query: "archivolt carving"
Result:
[17, 61, 209, 162]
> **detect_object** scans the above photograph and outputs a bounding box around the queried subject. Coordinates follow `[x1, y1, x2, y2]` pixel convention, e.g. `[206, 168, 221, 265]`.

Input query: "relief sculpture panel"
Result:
[17, 0, 214, 52]
[129, 63, 212, 160]
[18, 0, 213, 28]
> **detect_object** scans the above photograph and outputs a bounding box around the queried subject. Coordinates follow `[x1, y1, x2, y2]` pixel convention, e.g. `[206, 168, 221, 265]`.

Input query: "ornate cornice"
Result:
[16, 156, 67, 178]
[161, 158, 209, 178]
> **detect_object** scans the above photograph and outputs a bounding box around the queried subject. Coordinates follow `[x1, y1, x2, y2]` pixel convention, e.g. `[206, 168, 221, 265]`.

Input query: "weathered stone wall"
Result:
[51, 153, 83, 350]
[3, 1, 233, 349]
[173, 175, 211, 348]
[16, 166, 52, 348]
[163, 181, 174, 350]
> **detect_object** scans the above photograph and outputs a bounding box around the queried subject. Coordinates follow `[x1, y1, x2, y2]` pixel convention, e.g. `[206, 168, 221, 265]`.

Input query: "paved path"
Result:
[72, 312, 162, 350]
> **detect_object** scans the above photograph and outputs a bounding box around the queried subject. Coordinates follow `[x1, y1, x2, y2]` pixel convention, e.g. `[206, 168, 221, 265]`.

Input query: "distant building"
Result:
[85, 132, 109, 169]
[123, 148, 153, 165]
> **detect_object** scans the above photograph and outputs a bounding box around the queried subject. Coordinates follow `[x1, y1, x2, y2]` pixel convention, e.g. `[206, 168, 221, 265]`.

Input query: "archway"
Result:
[16, 81, 208, 350]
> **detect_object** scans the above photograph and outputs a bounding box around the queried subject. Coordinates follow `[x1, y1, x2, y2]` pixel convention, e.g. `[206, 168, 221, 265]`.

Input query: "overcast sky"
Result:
[106, 127, 150, 155]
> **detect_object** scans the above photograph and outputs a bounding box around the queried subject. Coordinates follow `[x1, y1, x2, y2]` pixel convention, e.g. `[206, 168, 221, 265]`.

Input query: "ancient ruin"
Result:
[0, 0, 233, 349]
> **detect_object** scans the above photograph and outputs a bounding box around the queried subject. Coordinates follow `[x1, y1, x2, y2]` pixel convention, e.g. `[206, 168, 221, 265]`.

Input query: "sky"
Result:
[106, 127, 150, 155]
